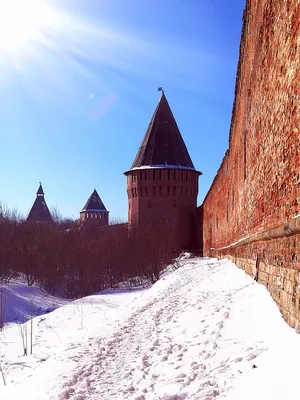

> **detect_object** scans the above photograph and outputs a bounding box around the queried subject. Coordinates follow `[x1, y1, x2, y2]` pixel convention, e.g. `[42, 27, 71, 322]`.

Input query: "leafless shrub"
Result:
[18, 321, 29, 356]
[0, 202, 179, 299]
[0, 356, 6, 386]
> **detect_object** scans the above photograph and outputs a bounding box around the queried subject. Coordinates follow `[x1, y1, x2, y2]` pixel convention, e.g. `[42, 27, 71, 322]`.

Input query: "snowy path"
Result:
[57, 259, 281, 400]
[2, 258, 300, 400]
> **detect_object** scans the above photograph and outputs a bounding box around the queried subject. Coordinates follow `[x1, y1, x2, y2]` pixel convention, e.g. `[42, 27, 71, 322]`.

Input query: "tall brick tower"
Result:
[124, 90, 202, 248]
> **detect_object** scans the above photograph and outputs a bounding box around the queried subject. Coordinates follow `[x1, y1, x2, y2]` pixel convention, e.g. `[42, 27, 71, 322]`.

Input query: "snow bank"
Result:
[1, 258, 300, 400]
[0, 280, 69, 324]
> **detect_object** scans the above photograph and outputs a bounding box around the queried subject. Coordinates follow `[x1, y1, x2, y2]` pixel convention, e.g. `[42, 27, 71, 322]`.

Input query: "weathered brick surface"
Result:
[201, 0, 300, 330]
[126, 168, 199, 248]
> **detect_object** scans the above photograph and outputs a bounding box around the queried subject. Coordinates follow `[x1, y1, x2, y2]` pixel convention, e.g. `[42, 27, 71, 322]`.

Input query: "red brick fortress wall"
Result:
[201, 0, 300, 329]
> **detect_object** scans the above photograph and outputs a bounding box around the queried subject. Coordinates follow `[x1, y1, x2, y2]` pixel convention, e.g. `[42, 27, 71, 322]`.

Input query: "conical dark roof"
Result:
[81, 189, 107, 212]
[36, 183, 44, 196]
[130, 92, 195, 170]
[27, 184, 53, 223]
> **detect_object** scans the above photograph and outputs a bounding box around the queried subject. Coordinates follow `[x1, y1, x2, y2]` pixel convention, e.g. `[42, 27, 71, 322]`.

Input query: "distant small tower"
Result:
[27, 183, 53, 223]
[80, 189, 109, 226]
[124, 90, 202, 248]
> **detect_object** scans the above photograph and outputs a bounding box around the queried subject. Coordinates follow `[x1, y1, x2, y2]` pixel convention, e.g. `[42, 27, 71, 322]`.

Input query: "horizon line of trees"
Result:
[0, 202, 177, 299]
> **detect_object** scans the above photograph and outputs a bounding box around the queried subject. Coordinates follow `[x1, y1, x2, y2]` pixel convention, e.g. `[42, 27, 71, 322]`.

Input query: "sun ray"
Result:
[0, 0, 221, 109]
[0, 0, 56, 51]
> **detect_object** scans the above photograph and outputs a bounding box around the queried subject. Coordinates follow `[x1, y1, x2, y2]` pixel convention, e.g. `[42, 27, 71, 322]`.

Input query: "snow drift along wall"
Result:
[201, 0, 300, 330]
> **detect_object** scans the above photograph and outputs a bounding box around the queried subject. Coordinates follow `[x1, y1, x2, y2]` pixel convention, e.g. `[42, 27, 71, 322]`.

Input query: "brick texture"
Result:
[126, 168, 199, 248]
[201, 0, 300, 330]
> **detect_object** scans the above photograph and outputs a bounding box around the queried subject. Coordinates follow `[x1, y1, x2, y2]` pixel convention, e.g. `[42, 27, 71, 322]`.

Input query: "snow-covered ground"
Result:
[0, 280, 69, 324]
[1, 258, 300, 399]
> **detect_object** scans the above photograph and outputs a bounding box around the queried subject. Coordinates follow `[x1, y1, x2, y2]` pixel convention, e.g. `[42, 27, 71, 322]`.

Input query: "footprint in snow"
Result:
[234, 357, 243, 363]
[247, 354, 257, 361]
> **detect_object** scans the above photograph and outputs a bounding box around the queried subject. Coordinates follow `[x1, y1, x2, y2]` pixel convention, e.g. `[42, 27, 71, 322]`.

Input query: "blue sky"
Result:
[0, 0, 245, 221]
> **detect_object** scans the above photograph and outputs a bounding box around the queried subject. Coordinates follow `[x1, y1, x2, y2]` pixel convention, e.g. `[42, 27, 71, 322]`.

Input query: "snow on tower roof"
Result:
[81, 189, 108, 212]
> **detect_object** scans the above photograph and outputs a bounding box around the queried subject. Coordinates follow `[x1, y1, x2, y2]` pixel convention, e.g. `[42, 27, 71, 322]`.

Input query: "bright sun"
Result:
[0, 0, 55, 51]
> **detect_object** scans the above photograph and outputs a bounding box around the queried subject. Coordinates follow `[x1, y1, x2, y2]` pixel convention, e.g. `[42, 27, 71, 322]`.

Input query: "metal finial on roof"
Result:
[158, 87, 164, 94]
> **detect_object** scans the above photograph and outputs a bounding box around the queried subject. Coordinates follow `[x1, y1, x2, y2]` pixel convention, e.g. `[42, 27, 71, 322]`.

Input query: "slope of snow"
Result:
[0, 280, 69, 324]
[1, 258, 300, 399]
